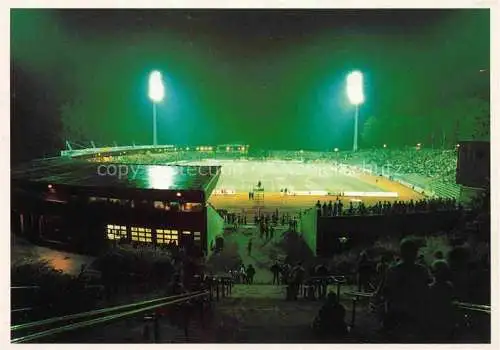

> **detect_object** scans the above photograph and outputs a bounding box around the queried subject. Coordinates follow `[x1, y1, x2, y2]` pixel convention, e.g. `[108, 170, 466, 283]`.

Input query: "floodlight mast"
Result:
[347, 71, 364, 152]
[148, 71, 165, 146]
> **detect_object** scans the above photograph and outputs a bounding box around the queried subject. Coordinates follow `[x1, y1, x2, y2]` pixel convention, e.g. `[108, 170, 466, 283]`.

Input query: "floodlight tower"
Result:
[148, 70, 165, 146]
[347, 71, 364, 152]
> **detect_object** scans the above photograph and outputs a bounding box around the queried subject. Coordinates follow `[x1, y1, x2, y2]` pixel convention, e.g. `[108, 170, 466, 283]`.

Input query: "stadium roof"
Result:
[11, 158, 221, 194]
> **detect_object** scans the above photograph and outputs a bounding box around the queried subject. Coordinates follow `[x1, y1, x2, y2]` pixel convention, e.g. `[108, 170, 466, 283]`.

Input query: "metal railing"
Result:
[11, 276, 233, 343]
[301, 275, 347, 301]
[11, 286, 41, 322]
[344, 290, 491, 328]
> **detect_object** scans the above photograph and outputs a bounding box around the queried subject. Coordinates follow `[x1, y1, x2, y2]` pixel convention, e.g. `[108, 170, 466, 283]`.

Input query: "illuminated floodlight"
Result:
[334, 148, 339, 152]
[176, 192, 182, 197]
[346, 71, 364, 105]
[347, 70, 364, 152]
[208, 146, 213, 151]
[226, 146, 230, 151]
[383, 144, 387, 148]
[417, 143, 421, 147]
[148, 166, 175, 189]
[148, 70, 165, 103]
[241, 146, 245, 151]
[186, 147, 190, 151]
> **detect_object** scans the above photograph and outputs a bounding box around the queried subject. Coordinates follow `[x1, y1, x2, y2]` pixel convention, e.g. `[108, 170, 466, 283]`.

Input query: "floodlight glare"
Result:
[148, 70, 165, 146]
[347, 71, 364, 105]
[148, 71, 165, 102]
[346, 70, 364, 152]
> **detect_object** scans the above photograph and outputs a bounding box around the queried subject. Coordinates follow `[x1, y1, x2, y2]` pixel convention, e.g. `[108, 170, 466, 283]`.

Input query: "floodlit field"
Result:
[181, 159, 384, 193]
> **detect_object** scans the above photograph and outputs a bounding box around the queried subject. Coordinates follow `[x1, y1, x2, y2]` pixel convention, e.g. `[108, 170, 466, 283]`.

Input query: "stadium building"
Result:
[11, 149, 224, 255]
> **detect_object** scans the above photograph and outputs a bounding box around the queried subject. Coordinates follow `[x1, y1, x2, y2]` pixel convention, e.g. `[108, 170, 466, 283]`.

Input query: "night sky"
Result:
[11, 9, 489, 162]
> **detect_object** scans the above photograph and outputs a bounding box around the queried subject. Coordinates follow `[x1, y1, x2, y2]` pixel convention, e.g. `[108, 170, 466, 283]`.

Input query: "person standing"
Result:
[239, 264, 246, 284]
[271, 261, 280, 285]
[290, 261, 306, 300]
[327, 201, 333, 216]
[247, 238, 253, 257]
[246, 264, 256, 284]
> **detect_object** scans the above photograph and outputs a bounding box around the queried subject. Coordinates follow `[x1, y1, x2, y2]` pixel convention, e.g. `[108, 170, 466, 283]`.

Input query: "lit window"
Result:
[183, 231, 192, 235]
[194, 231, 201, 241]
[106, 224, 127, 240]
[154, 201, 165, 209]
[156, 229, 179, 245]
[131, 226, 152, 242]
[183, 202, 203, 212]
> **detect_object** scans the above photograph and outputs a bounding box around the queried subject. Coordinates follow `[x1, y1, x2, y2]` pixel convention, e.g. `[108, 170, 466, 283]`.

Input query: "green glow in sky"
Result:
[11, 9, 490, 160]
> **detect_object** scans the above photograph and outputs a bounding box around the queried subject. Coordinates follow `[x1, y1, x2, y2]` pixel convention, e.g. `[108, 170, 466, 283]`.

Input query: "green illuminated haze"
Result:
[11, 10, 489, 161]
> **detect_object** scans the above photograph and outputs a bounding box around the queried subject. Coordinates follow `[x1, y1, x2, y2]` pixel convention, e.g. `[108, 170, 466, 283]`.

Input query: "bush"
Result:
[11, 260, 97, 322]
[205, 241, 242, 273]
[91, 245, 175, 293]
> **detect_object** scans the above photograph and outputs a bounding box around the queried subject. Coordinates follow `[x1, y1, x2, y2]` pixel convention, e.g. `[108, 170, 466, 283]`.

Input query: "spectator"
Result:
[426, 260, 455, 342]
[312, 292, 348, 340]
[271, 261, 280, 285]
[289, 261, 306, 300]
[315, 262, 329, 299]
[383, 238, 430, 341]
[246, 264, 256, 284]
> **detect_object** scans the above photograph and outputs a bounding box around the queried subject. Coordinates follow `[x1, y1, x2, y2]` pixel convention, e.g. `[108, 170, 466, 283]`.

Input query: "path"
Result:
[223, 224, 288, 284]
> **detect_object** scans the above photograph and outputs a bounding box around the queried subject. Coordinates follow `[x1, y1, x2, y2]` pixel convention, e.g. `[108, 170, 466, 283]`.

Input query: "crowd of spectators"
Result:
[300, 231, 489, 342]
[342, 148, 457, 185]
[87, 146, 459, 193]
[316, 197, 460, 217]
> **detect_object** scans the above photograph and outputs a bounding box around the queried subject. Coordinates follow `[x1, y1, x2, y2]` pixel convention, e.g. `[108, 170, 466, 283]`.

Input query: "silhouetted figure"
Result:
[313, 292, 348, 341]
[281, 263, 291, 285]
[289, 261, 306, 300]
[376, 253, 392, 288]
[327, 201, 333, 216]
[383, 238, 429, 341]
[315, 263, 329, 299]
[271, 261, 280, 285]
[246, 264, 256, 284]
[239, 264, 246, 284]
[426, 260, 455, 342]
[247, 239, 253, 256]
[338, 201, 344, 216]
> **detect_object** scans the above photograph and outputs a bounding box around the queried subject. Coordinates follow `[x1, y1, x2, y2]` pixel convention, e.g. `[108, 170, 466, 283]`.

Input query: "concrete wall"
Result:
[206, 204, 225, 258]
[317, 211, 463, 257]
[299, 208, 317, 256]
